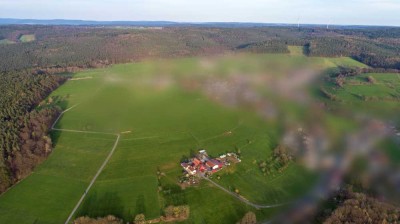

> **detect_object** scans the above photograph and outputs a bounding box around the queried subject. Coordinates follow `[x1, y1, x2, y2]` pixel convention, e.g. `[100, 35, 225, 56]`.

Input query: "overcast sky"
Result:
[1, 0, 399, 26]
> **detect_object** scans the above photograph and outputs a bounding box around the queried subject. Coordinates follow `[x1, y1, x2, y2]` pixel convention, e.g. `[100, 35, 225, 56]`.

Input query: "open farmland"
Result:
[319, 72, 400, 119]
[19, 34, 36, 42]
[0, 39, 15, 44]
[53, 65, 282, 222]
[288, 45, 304, 56]
[0, 53, 369, 223]
[0, 132, 116, 224]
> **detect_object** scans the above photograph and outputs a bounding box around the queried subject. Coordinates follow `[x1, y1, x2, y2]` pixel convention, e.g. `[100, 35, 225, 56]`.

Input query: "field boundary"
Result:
[51, 104, 79, 129]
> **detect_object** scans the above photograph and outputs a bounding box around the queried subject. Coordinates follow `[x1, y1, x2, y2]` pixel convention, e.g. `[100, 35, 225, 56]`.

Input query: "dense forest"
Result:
[314, 186, 400, 224]
[0, 71, 65, 192]
[1, 26, 399, 73]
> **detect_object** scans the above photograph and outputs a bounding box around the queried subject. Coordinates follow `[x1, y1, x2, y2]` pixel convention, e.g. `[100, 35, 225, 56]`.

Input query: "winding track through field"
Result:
[51, 105, 121, 224]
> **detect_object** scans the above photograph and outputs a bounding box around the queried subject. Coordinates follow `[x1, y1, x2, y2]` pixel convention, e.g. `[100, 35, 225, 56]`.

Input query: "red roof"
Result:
[211, 159, 222, 166]
[199, 164, 206, 171]
[206, 160, 217, 167]
[193, 158, 201, 166]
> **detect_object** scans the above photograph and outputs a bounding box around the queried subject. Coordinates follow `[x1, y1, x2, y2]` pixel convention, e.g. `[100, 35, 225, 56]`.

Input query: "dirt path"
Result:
[188, 131, 200, 146]
[52, 128, 116, 135]
[199, 122, 242, 143]
[51, 104, 79, 129]
[50, 105, 121, 224]
[54, 105, 282, 222]
[200, 174, 287, 209]
[70, 77, 93, 81]
[64, 134, 120, 224]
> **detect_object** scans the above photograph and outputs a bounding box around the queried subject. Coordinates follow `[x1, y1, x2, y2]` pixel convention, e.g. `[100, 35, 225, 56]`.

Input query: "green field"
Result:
[0, 39, 15, 44]
[0, 132, 116, 224]
[288, 45, 304, 56]
[19, 34, 36, 42]
[339, 73, 400, 97]
[320, 73, 400, 119]
[54, 67, 283, 222]
[0, 53, 369, 223]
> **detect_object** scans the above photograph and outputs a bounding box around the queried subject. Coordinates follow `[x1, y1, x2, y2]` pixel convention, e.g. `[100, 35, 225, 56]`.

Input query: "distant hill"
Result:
[0, 18, 179, 26]
[0, 18, 388, 28]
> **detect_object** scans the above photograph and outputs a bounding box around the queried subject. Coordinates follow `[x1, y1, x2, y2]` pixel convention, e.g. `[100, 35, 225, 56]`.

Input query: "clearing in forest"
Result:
[288, 45, 304, 56]
[19, 34, 36, 42]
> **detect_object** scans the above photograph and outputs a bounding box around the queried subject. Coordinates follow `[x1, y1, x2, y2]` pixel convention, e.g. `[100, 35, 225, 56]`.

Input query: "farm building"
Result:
[193, 158, 201, 166]
[206, 160, 219, 170]
[196, 150, 209, 162]
[181, 163, 197, 175]
[181, 149, 240, 177]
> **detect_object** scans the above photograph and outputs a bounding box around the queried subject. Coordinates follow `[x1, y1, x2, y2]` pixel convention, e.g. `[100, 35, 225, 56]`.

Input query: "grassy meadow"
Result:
[0, 52, 370, 223]
[55, 69, 281, 222]
[0, 35, 36, 45]
[0, 39, 15, 44]
[320, 72, 400, 120]
[288, 45, 304, 56]
[0, 132, 116, 224]
[19, 34, 36, 42]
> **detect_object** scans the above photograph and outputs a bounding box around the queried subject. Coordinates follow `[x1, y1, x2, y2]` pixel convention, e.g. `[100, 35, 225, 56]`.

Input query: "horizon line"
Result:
[0, 17, 399, 28]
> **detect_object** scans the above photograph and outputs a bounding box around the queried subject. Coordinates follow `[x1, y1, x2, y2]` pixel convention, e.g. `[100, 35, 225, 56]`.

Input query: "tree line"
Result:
[0, 71, 66, 192]
[1, 26, 399, 74]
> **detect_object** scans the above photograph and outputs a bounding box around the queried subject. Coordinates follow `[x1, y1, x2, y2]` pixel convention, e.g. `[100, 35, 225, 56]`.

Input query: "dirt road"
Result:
[200, 174, 287, 209]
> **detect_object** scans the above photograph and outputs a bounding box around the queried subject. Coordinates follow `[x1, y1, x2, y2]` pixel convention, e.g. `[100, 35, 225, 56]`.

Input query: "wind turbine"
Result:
[297, 17, 300, 29]
[327, 19, 332, 30]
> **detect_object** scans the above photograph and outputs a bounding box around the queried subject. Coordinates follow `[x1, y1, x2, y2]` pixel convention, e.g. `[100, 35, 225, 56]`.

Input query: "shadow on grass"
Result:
[135, 194, 146, 215]
[50, 130, 62, 148]
[76, 191, 124, 219]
